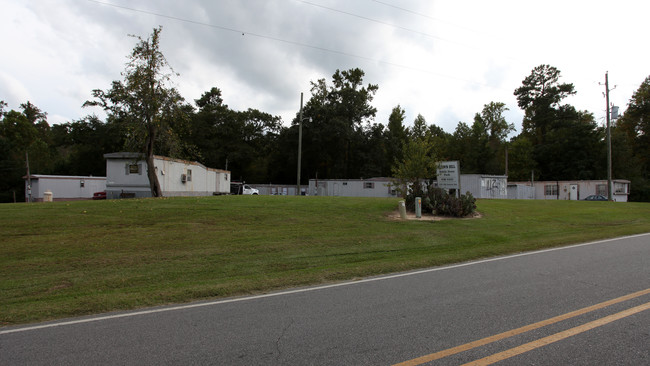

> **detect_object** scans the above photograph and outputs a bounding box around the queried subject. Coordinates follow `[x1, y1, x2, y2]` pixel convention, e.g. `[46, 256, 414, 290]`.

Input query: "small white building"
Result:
[24, 174, 106, 202]
[104, 152, 230, 199]
[308, 178, 398, 198]
[460, 174, 508, 199]
[509, 180, 631, 202]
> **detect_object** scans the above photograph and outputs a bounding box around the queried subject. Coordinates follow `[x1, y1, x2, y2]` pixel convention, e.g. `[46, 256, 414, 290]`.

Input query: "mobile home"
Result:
[104, 152, 230, 198]
[24, 174, 106, 202]
[509, 180, 630, 202]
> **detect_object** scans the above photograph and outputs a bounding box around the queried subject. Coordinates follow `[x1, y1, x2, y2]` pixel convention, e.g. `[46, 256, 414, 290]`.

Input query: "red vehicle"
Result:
[92, 191, 107, 200]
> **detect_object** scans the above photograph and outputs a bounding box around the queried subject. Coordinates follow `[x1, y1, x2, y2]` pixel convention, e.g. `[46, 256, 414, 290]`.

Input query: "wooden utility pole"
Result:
[26, 151, 32, 203]
[604, 72, 613, 201]
[297, 92, 303, 196]
[504, 145, 508, 177]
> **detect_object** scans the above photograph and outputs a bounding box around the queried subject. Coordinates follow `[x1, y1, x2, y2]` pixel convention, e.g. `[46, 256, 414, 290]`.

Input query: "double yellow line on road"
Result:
[394, 288, 650, 366]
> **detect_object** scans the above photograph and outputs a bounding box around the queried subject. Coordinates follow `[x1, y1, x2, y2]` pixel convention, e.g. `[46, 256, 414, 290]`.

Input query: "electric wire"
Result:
[370, 0, 501, 38]
[296, 0, 507, 55]
[87, 0, 498, 88]
[295, 0, 448, 42]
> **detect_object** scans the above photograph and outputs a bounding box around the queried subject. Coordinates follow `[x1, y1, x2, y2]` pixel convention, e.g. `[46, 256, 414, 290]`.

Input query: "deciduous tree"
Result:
[84, 26, 187, 197]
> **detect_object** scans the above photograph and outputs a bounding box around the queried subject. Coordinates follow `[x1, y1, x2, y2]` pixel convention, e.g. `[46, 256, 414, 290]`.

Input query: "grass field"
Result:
[1, 196, 649, 325]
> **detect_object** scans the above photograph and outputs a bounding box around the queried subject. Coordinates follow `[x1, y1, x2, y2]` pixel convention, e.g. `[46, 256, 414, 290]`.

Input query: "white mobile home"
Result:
[509, 180, 631, 202]
[251, 184, 301, 196]
[306, 175, 507, 199]
[24, 175, 106, 202]
[308, 178, 398, 197]
[104, 152, 230, 198]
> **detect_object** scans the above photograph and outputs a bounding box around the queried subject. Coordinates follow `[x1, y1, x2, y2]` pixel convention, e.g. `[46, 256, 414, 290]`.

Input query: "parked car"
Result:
[230, 182, 259, 195]
[583, 195, 607, 201]
[92, 191, 107, 200]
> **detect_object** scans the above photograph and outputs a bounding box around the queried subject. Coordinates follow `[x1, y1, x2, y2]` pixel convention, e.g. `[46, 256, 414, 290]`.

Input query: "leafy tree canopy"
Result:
[84, 26, 189, 197]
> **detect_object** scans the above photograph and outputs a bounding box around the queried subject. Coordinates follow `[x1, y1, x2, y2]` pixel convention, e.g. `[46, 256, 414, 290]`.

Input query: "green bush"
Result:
[418, 186, 476, 217]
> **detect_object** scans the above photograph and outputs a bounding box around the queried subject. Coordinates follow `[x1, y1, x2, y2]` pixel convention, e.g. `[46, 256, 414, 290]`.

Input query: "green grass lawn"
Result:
[1, 196, 649, 325]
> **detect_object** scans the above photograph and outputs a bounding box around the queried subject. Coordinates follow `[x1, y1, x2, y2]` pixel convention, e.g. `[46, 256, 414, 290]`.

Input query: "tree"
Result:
[385, 105, 407, 173]
[477, 102, 514, 142]
[410, 114, 429, 140]
[190, 87, 283, 182]
[618, 76, 650, 173]
[470, 102, 515, 174]
[297, 68, 379, 180]
[513, 65, 605, 180]
[615, 76, 650, 201]
[507, 135, 536, 181]
[514, 65, 575, 145]
[447, 122, 473, 172]
[359, 122, 388, 178]
[190, 87, 232, 169]
[392, 136, 436, 199]
[51, 115, 124, 176]
[85, 26, 187, 197]
[0, 102, 57, 202]
[427, 123, 451, 162]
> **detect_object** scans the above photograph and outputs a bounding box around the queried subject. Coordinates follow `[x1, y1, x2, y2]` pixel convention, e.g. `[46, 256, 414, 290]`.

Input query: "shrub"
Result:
[416, 185, 477, 217]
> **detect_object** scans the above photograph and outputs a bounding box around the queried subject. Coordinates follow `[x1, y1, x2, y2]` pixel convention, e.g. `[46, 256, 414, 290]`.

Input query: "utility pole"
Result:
[297, 92, 303, 196]
[602, 72, 615, 201]
[504, 145, 508, 177]
[26, 151, 32, 203]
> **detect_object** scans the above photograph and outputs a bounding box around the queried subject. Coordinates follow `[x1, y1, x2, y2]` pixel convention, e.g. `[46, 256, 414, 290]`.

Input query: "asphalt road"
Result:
[2, 233, 649, 365]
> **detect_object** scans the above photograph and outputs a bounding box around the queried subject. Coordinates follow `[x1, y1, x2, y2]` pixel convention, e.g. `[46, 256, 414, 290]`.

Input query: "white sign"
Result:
[437, 161, 460, 189]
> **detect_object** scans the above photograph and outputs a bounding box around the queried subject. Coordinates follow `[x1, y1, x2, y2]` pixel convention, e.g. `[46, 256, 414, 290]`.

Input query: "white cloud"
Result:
[1, 0, 648, 131]
[0, 72, 32, 108]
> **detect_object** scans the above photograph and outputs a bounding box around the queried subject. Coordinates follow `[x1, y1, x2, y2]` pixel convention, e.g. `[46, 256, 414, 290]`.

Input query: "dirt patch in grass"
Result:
[387, 210, 482, 221]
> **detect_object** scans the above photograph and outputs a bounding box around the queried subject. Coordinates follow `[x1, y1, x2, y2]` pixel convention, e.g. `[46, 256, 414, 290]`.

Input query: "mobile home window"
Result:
[186, 169, 192, 182]
[128, 164, 140, 174]
[544, 184, 558, 196]
[596, 184, 607, 196]
[614, 182, 628, 194]
[364, 182, 374, 189]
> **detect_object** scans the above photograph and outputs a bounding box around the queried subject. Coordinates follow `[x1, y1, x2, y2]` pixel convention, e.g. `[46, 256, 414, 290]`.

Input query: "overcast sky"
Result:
[1, 0, 648, 135]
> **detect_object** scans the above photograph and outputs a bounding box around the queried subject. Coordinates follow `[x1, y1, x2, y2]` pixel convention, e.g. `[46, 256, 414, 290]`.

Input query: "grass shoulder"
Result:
[1, 196, 649, 325]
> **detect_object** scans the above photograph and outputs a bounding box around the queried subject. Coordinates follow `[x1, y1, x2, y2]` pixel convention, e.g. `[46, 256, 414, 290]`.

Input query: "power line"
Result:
[371, 0, 497, 38]
[295, 0, 448, 42]
[314, 0, 520, 64]
[87, 0, 495, 88]
[296, 0, 505, 55]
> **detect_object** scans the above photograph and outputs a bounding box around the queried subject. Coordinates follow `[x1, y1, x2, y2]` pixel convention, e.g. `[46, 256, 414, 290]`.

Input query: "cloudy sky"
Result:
[1, 0, 648, 135]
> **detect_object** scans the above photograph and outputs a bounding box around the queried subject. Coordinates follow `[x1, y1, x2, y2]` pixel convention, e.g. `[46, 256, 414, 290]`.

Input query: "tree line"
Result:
[1, 28, 649, 202]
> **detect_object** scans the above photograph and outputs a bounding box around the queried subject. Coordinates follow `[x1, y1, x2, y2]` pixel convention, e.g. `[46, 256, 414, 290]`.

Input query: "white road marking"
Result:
[2, 232, 648, 335]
